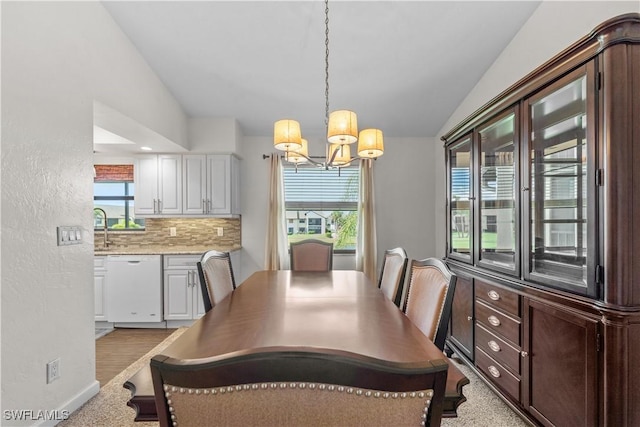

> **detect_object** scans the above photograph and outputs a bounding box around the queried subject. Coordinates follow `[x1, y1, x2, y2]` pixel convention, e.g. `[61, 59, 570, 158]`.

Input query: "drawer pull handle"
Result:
[488, 340, 501, 352]
[488, 365, 501, 378]
[488, 315, 501, 327]
[488, 290, 500, 301]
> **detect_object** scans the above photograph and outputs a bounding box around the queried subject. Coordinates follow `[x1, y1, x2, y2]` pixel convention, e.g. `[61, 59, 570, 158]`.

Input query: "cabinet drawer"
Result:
[476, 280, 519, 316]
[94, 256, 107, 270]
[164, 255, 200, 269]
[476, 347, 520, 401]
[475, 323, 520, 375]
[476, 300, 520, 345]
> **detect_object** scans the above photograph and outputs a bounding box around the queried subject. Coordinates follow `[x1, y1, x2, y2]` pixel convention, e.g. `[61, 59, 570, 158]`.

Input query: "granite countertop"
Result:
[94, 245, 241, 256]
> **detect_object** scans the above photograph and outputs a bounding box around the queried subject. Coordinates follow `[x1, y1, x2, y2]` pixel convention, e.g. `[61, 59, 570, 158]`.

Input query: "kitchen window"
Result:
[94, 165, 145, 230]
[283, 164, 359, 252]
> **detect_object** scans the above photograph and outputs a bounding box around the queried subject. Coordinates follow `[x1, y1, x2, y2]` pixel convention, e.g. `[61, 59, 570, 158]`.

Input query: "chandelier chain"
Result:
[324, 0, 330, 128]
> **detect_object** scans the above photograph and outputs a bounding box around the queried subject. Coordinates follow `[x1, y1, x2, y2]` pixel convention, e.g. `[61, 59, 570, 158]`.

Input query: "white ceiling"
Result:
[97, 0, 541, 151]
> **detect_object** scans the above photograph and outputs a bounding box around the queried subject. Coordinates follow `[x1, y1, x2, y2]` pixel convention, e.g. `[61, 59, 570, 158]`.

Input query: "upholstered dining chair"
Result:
[196, 250, 236, 312]
[402, 258, 457, 351]
[151, 348, 448, 427]
[378, 247, 409, 307]
[290, 239, 333, 271]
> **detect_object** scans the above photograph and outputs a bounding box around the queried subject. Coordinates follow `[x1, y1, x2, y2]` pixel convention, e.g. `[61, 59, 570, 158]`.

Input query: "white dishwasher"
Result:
[106, 255, 162, 323]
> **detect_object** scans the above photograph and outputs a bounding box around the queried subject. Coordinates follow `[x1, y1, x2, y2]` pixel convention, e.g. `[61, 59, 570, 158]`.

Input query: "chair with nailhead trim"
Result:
[150, 348, 448, 427]
[289, 239, 333, 272]
[402, 258, 457, 352]
[378, 247, 409, 308]
[196, 250, 237, 313]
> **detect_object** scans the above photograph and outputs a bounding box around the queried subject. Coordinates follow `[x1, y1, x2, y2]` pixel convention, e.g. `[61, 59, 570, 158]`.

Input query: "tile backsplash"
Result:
[94, 217, 241, 250]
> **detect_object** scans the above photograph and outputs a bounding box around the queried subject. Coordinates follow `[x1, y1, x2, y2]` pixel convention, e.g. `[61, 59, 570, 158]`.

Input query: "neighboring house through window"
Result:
[283, 164, 359, 252]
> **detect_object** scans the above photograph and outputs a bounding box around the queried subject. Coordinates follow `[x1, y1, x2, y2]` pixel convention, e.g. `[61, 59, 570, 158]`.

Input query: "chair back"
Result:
[151, 348, 447, 427]
[402, 258, 457, 351]
[196, 250, 236, 312]
[290, 239, 333, 271]
[378, 247, 409, 307]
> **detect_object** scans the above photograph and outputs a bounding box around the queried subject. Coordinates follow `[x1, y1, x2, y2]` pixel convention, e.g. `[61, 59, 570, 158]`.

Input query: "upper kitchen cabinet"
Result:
[183, 154, 241, 216]
[135, 154, 182, 215]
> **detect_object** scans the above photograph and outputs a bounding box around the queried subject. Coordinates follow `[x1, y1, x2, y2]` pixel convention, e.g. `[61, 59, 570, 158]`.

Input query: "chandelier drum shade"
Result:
[327, 110, 358, 145]
[273, 119, 302, 151]
[273, 0, 384, 168]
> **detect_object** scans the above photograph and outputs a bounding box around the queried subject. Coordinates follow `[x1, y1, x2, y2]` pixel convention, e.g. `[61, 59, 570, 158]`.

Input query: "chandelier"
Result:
[273, 0, 384, 168]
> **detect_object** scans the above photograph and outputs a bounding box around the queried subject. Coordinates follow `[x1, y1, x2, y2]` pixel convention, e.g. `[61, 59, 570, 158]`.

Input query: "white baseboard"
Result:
[166, 319, 196, 328]
[36, 381, 99, 427]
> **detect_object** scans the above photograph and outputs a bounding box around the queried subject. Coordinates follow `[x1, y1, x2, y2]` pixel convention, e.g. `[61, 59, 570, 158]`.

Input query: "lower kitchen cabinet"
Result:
[163, 255, 206, 321]
[94, 256, 107, 321]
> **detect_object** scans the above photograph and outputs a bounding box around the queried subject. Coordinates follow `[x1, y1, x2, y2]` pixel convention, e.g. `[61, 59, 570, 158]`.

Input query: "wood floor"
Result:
[95, 328, 176, 387]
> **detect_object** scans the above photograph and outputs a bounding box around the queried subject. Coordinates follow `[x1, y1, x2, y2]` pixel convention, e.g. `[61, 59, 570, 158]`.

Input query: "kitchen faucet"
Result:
[93, 208, 111, 249]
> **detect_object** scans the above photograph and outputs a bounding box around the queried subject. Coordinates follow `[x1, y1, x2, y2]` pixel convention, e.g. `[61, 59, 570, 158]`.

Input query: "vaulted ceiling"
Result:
[99, 1, 541, 147]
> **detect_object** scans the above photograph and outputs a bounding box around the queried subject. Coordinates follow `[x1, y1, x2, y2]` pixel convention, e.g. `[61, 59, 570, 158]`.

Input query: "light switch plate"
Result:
[57, 226, 82, 246]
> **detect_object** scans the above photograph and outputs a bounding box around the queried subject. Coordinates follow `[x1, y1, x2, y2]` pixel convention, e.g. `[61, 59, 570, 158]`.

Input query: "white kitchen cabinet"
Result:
[94, 256, 108, 321]
[163, 255, 206, 320]
[182, 154, 241, 215]
[135, 154, 182, 215]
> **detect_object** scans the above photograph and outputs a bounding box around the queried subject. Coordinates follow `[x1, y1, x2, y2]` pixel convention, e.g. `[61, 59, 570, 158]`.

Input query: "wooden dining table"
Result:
[124, 270, 469, 421]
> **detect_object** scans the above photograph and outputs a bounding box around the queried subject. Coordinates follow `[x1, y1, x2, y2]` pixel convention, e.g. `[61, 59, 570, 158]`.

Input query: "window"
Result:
[94, 165, 144, 230]
[283, 164, 359, 251]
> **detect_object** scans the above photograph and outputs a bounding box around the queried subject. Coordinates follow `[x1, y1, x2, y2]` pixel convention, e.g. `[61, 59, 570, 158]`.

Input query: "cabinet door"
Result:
[522, 62, 597, 297]
[193, 271, 207, 318]
[164, 269, 193, 320]
[447, 135, 473, 263]
[475, 108, 519, 276]
[448, 271, 474, 360]
[157, 155, 182, 214]
[522, 298, 598, 427]
[94, 272, 107, 321]
[183, 155, 207, 214]
[134, 155, 159, 215]
[230, 155, 241, 214]
[207, 155, 231, 214]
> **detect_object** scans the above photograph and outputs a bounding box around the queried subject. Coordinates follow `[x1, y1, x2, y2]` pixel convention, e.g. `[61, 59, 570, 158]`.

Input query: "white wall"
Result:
[434, 1, 640, 258]
[238, 136, 435, 283]
[1, 2, 186, 423]
[188, 117, 242, 153]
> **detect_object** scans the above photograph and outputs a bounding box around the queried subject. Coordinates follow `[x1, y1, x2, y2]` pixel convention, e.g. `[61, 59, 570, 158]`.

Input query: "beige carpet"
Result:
[60, 327, 187, 427]
[62, 329, 530, 427]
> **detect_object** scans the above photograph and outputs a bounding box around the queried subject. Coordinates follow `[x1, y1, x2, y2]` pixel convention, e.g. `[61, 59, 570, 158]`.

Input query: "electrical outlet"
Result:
[217, 227, 223, 237]
[47, 358, 60, 384]
[169, 227, 177, 237]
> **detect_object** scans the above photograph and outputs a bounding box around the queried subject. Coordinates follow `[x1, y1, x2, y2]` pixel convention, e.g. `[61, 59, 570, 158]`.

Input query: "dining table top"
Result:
[124, 270, 469, 421]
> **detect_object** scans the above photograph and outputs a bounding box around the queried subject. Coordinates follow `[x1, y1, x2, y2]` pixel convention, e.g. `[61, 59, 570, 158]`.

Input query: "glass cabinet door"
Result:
[475, 109, 519, 275]
[448, 136, 472, 262]
[523, 63, 596, 296]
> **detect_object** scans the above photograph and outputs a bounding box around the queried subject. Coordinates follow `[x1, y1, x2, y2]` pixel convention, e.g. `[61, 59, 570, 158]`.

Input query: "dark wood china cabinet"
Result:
[443, 14, 640, 427]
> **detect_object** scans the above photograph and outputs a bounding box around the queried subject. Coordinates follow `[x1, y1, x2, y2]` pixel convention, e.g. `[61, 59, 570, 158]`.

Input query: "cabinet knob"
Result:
[488, 315, 501, 327]
[488, 290, 500, 301]
[488, 365, 501, 378]
[521, 351, 528, 358]
[488, 340, 501, 352]
[467, 316, 473, 321]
